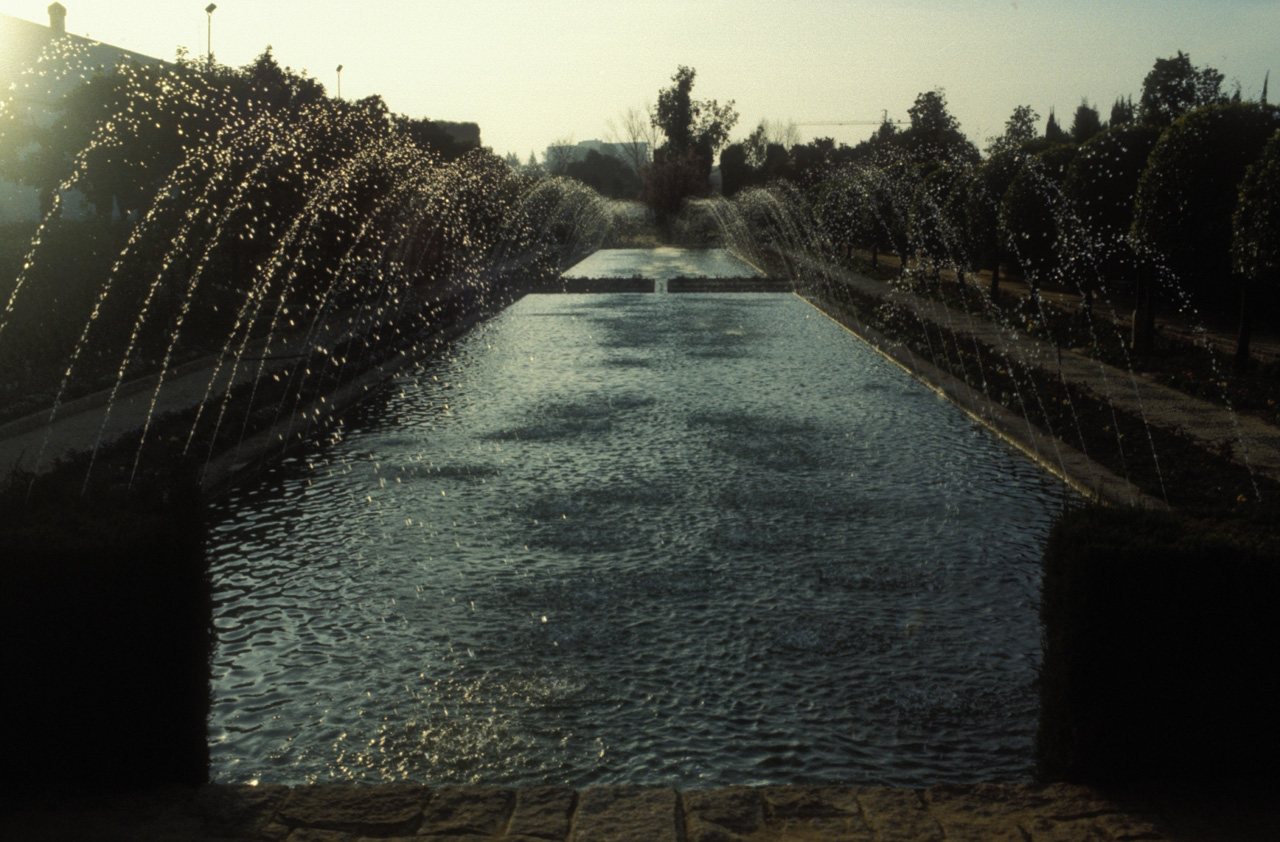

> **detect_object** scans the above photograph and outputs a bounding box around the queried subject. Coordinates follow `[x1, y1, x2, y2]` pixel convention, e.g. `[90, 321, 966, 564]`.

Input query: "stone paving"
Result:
[0, 781, 1232, 841]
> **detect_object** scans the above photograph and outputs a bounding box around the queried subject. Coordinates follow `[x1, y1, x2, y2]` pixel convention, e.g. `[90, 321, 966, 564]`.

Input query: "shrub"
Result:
[1232, 129, 1280, 285]
[999, 143, 1079, 297]
[1132, 103, 1280, 312]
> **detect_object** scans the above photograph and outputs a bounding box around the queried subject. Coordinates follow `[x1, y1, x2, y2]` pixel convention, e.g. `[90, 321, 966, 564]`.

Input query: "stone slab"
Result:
[2, 782, 1274, 840]
[509, 786, 577, 840]
[275, 784, 428, 836]
[571, 786, 680, 842]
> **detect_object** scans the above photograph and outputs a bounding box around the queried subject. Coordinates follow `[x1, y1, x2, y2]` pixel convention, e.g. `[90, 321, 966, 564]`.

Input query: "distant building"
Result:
[543, 139, 650, 174]
[1, 4, 164, 222]
[435, 121, 481, 148]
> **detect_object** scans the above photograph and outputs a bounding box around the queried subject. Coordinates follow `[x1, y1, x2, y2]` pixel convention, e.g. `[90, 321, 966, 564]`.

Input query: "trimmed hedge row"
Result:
[1038, 505, 1280, 783]
[0, 471, 211, 791]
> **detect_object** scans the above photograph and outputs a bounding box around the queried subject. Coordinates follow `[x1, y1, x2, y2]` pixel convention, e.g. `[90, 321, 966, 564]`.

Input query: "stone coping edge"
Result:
[0, 781, 1180, 841]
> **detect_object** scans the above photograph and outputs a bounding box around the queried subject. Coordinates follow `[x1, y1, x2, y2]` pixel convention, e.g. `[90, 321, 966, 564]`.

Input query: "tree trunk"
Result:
[870, 245, 878, 269]
[1235, 278, 1253, 374]
[990, 261, 1001, 298]
[1131, 264, 1155, 355]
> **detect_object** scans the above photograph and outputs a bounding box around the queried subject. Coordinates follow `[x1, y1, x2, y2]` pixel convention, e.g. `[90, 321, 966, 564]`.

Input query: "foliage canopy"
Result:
[1132, 102, 1280, 305]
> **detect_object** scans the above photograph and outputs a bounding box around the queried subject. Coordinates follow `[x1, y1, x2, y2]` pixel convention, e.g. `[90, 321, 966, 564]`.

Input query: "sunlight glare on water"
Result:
[207, 292, 1073, 788]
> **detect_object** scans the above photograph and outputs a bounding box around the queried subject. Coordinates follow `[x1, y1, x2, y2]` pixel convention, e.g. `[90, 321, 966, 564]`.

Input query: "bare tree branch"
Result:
[544, 135, 576, 175]
[606, 105, 656, 173]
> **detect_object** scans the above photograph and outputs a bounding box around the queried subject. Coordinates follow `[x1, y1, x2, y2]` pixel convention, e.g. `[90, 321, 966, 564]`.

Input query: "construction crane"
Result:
[796, 110, 905, 128]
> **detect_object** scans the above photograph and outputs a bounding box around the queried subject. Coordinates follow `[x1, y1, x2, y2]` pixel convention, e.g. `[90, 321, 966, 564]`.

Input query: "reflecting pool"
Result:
[208, 292, 1073, 787]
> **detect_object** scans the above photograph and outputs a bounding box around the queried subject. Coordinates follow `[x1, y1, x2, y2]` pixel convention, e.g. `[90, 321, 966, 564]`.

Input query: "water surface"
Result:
[208, 292, 1072, 787]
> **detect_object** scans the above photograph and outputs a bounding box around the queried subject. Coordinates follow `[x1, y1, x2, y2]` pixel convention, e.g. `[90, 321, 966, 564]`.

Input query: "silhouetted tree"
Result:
[790, 137, 835, 183]
[231, 47, 326, 113]
[999, 143, 1079, 304]
[987, 105, 1039, 155]
[845, 116, 903, 165]
[398, 116, 479, 162]
[860, 161, 918, 273]
[650, 65, 737, 162]
[644, 66, 738, 224]
[719, 143, 751, 197]
[941, 168, 979, 284]
[1045, 109, 1068, 142]
[1109, 96, 1135, 127]
[1231, 129, 1280, 368]
[967, 148, 1024, 295]
[1059, 123, 1163, 325]
[1062, 124, 1162, 243]
[640, 147, 709, 226]
[653, 66, 696, 155]
[1133, 103, 1280, 364]
[901, 88, 977, 164]
[565, 149, 640, 199]
[1138, 51, 1227, 127]
[1069, 100, 1105, 144]
[910, 162, 968, 284]
[811, 171, 865, 263]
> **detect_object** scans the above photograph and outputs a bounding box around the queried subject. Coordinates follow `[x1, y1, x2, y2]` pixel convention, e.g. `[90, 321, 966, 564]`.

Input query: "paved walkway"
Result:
[853, 252, 1280, 364]
[0, 336, 293, 478]
[0, 291, 484, 486]
[4, 780, 1276, 841]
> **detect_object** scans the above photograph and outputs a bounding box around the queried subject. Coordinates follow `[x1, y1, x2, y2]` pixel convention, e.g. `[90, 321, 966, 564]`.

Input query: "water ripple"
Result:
[208, 293, 1073, 788]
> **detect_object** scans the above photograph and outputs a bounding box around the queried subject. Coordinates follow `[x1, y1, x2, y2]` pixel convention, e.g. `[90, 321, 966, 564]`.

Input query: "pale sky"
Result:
[2, 1, 1275, 160]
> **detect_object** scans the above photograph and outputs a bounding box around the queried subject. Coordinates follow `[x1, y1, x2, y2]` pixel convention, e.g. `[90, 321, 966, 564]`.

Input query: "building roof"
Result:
[1, 11, 162, 107]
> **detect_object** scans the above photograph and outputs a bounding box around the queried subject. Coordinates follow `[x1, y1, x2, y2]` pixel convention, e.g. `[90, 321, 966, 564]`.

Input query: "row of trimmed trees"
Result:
[725, 53, 1279, 370]
[0, 47, 614, 408]
[797, 101, 1280, 368]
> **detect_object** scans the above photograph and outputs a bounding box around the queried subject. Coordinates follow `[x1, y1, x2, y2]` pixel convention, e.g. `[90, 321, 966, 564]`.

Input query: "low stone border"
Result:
[0, 782, 1185, 841]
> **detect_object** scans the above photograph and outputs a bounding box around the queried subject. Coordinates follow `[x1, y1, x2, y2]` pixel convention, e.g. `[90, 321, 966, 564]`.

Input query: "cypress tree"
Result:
[1045, 108, 1068, 142]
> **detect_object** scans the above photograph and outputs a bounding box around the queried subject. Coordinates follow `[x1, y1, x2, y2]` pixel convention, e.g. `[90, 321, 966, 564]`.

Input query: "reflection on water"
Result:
[207, 292, 1073, 787]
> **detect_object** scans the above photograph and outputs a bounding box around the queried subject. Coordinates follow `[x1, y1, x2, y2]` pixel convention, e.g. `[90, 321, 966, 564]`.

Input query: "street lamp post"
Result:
[205, 4, 217, 66]
[336, 65, 343, 99]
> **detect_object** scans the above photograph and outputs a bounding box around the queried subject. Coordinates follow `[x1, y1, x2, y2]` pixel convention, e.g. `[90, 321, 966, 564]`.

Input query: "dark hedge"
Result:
[0, 470, 212, 791]
[1037, 505, 1280, 783]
